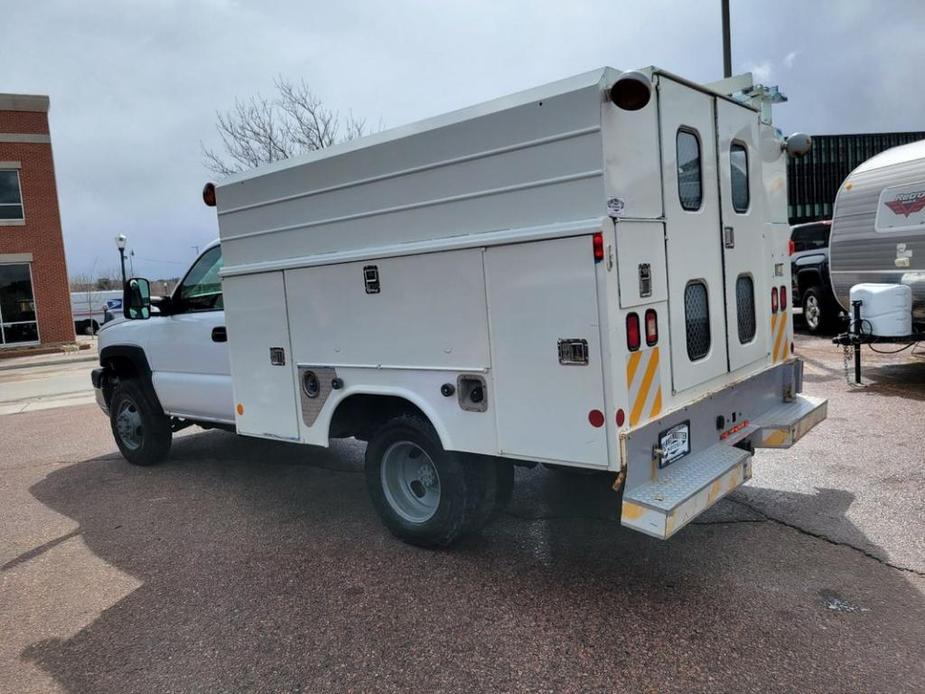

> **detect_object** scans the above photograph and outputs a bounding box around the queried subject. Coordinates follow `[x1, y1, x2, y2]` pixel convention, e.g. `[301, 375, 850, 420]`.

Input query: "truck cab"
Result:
[94, 241, 234, 438]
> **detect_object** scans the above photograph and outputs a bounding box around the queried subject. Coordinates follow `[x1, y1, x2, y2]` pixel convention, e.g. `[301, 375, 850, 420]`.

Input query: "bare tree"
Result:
[202, 77, 367, 176]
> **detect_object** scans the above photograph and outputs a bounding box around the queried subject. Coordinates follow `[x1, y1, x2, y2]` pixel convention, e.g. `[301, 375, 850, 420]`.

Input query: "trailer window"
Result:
[736, 274, 756, 343]
[730, 142, 749, 213]
[676, 129, 702, 211]
[177, 246, 224, 312]
[684, 281, 711, 360]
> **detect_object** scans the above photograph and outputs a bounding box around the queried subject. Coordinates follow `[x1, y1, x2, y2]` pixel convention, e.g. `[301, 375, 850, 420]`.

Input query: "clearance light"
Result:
[780, 286, 788, 310]
[593, 232, 605, 262]
[616, 408, 626, 427]
[626, 312, 641, 351]
[788, 239, 795, 256]
[645, 309, 658, 346]
[771, 287, 779, 313]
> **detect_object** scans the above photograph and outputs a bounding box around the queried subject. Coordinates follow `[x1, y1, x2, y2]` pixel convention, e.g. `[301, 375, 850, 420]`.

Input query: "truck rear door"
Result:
[657, 76, 729, 392]
[716, 99, 770, 371]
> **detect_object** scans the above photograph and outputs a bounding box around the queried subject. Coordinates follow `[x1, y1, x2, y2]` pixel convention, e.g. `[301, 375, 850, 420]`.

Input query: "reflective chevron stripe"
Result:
[771, 310, 789, 362]
[626, 346, 662, 427]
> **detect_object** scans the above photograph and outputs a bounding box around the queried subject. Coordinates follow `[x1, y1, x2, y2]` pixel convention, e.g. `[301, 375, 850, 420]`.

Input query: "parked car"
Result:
[791, 220, 839, 333]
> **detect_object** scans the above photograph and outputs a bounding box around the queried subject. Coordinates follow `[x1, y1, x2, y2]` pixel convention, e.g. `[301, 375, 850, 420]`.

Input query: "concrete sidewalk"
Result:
[0, 337, 97, 371]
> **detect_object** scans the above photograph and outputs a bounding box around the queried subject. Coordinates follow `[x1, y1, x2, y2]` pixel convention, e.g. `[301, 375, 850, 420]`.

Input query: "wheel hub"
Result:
[380, 441, 441, 523]
[115, 399, 143, 450]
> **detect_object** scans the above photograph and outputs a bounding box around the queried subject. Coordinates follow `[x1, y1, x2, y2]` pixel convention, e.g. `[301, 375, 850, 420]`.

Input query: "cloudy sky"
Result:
[3, 0, 924, 278]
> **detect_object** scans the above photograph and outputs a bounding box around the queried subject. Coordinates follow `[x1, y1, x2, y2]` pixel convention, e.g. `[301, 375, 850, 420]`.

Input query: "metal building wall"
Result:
[787, 131, 925, 224]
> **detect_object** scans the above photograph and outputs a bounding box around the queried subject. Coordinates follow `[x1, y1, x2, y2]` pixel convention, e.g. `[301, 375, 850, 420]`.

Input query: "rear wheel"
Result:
[365, 414, 490, 548]
[109, 379, 172, 466]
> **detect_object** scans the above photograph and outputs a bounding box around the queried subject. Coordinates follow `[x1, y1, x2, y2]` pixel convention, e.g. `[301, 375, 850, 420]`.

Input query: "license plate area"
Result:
[658, 420, 690, 468]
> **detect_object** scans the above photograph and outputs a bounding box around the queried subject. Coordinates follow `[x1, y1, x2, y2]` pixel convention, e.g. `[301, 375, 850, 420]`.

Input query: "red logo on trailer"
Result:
[885, 190, 925, 217]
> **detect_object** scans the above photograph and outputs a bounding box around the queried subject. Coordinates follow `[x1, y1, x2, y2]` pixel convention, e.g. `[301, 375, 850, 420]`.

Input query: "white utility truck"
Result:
[94, 67, 827, 547]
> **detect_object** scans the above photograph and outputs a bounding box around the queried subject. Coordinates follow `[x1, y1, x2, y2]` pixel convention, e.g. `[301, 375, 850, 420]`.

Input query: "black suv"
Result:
[791, 220, 840, 333]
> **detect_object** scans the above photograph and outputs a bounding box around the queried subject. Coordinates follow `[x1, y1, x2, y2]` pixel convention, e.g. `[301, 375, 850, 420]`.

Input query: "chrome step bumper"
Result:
[618, 362, 827, 540]
[621, 444, 752, 539]
[753, 394, 827, 448]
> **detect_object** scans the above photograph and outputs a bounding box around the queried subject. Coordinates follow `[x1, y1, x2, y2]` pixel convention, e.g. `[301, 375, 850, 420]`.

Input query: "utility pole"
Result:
[721, 0, 732, 78]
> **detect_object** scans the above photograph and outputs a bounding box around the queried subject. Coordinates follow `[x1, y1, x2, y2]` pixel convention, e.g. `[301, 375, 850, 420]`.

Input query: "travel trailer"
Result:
[830, 139, 925, 337]
[94, 66, 826, 547]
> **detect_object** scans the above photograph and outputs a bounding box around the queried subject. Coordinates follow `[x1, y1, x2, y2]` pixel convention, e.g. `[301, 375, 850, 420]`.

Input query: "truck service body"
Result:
[95, 67, 826, 546]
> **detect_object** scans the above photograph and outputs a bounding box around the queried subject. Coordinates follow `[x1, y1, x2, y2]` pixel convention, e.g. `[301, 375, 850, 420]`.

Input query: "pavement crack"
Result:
[726, 497, 925, 577]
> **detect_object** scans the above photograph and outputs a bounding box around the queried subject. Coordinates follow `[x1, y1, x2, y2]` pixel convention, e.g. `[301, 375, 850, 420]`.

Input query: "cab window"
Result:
[791, 223, 830, 252]
[177, 246, 223, 312]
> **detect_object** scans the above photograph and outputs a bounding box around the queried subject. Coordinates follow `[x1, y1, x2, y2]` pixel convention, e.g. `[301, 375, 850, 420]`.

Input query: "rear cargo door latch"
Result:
[723, 226, 735, 249]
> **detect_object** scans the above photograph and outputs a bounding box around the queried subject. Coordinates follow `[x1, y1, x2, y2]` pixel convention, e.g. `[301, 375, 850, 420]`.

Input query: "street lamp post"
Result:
[115, 234, 127, 290]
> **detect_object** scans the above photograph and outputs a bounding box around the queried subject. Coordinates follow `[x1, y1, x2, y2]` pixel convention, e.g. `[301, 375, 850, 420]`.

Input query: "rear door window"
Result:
[676, 129, 702, 211]
[730, 142, 749, 213]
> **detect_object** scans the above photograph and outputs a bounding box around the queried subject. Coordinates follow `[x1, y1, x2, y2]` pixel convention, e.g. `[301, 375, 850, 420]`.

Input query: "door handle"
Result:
[211, 326, 227, 342]
[723, 226, 735, 249]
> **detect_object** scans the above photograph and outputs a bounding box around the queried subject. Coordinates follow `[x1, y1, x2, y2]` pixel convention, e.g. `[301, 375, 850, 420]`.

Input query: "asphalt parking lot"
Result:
[1, 334, 923, 693]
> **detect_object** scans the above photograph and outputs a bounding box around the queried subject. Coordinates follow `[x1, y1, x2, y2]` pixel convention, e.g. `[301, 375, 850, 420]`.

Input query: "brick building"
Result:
[0, 93, 74, 348]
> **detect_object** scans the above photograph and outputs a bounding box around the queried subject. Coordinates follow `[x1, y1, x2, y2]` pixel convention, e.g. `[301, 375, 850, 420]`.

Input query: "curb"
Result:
[0, 354, 98, 372]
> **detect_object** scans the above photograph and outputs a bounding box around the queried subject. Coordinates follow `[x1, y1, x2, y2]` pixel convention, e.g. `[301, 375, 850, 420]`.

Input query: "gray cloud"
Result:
[2, 0, 922, 276]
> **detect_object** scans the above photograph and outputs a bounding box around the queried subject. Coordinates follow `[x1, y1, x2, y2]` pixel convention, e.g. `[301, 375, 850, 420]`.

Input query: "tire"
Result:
[802, 287, 829, 334]
[109, 379, 172, 466]
[364, 414, 490, 548]
[467, 457, 515, 528]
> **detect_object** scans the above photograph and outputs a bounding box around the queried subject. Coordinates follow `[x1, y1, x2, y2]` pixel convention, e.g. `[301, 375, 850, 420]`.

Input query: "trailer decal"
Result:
[626, 346, 663, 427]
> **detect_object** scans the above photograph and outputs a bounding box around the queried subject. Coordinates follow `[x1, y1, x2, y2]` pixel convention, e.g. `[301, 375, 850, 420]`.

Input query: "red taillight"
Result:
[788, 239, 795, 256]
[592, 232, 604, 262]
[588, 409, 605, 428]
[644, 309, 658, 346]
[780, 285, 788, 310]
[771, 287, 779, 313]
[626, 312, 641, 351]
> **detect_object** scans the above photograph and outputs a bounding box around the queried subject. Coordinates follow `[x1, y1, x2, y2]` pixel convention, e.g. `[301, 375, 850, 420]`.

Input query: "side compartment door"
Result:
[223, 271, 300, 441]
[716, 99, 771, 371]
[484, 236, 608, 467]
[658, 76, 729, 392]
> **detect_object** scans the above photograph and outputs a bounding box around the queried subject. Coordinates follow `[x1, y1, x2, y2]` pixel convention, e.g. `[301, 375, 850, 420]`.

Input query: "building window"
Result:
[0, 263, 39, 345]
[0, 170, 24, 221]
[730, 142, 750, 213]
[676, 129, 702, 211]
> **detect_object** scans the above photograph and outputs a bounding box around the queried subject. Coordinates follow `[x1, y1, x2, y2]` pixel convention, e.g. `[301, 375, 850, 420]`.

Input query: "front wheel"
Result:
[365, 414, 490, 548]
[109, 379, 172, 465]
[802, 287, 829, 334]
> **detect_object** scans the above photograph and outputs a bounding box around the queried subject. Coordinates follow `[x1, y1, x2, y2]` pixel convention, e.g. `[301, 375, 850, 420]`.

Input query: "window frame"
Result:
[0, 169, 25, 224]
[172, 245, 224, 314]
[729, 141, 750, 214]
[0, 261, 40, 345]
[676, 127, 703, 212]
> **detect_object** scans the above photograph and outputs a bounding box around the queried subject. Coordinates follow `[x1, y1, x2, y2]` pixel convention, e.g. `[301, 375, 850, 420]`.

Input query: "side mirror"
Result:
[124, 278, 151, 320]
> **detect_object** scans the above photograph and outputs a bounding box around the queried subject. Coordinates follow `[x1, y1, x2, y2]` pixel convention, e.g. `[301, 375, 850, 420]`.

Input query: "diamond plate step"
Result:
[752, 394, 827, 448]
[621, 443, 752, 539]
